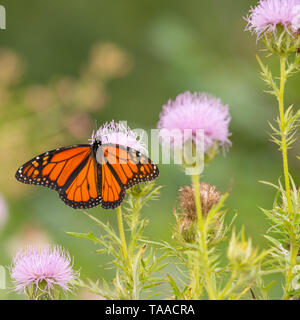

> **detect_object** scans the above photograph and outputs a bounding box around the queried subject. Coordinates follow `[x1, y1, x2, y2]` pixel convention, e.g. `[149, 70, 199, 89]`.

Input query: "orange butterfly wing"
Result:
[15, 145, 102, 209]
[99, 144, 159, 209]
[16, 143, 159, 210]
[59, 152, 102, 209]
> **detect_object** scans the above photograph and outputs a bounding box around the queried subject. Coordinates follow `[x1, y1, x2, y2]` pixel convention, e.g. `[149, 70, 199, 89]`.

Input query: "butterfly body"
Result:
[15, 140, 159, 209]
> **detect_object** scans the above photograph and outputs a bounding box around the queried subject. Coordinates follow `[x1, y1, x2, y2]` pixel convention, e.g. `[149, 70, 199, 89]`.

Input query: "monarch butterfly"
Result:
[15, 138, 159, 209]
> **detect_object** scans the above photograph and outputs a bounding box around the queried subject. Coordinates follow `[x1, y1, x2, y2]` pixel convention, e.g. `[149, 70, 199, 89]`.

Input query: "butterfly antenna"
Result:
[94, 119, 99, 143]
[89, 119, 98, 144]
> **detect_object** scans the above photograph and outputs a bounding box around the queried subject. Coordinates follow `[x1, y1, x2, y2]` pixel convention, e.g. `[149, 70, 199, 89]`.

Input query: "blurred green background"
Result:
[0, 0, 299, 299]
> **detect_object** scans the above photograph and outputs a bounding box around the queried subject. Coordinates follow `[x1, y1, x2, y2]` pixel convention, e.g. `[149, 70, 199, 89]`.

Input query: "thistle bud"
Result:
[175, 182, 221, 242]
[227, 230, 267, 273]
[227, 234, 253, 267]
[179, 183, 221, 218]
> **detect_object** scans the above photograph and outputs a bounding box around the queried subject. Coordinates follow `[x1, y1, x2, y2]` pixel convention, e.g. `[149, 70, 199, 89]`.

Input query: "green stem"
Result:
[218, 271, 236, 300]
[277, 55, 299, 299]
[190, 252, 202, 299]
[191, 174, 216, 300]
[278, 55, 293, 216]
[128, 195, 141, 257]
[284, 241, 299, 299]
[192, 174, 204, 232]
[116, 206, 128, 260]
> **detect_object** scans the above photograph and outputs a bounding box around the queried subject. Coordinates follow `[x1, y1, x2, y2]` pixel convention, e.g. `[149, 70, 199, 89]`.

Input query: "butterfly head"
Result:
[92, 139, 102, 156]
[89, 130, 102, 146]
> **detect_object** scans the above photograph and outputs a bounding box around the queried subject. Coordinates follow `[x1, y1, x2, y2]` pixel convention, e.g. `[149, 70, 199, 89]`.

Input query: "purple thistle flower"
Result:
[92, 120, 148, 155]
[158, 92, 231, 153]
[245, 0, 300, 38]
[291, 4, 300, 30]
[11, 245, 78, 295]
